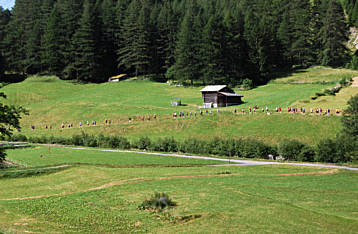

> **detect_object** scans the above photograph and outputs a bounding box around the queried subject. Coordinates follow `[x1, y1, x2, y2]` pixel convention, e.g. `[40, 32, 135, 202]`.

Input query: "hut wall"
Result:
[227, 96, 242, 106]
[203, 92, 218, 104]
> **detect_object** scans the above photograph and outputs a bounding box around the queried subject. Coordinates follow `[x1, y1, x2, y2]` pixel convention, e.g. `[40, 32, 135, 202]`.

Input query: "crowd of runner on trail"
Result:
[30, 105, 341, 130]
[172, 106, 341, 118]
[30, 114, 159, 130]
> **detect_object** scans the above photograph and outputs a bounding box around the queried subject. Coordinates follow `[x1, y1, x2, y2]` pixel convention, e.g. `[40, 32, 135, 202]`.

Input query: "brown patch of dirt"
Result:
[278, 169, 338, 176]
[1, 173, 241, 201]
[352, 77, 358, 87]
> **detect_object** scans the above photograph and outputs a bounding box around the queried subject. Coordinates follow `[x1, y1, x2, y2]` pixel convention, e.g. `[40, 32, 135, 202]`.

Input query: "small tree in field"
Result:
[342, 94, 358, 138]
[0, 89, 28, 163]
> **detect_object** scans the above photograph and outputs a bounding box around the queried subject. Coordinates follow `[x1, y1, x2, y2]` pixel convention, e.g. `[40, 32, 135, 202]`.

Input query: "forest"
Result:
[0, 0, 357, 85]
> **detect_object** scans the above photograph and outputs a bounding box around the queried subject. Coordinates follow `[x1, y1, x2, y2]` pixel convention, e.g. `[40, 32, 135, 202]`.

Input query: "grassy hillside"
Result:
[2, 67, 358, 144]
[0, 146, 357, 233]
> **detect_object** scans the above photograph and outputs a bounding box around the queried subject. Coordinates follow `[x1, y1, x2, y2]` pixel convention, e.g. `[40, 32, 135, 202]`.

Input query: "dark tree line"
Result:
[0, 0, 354, 84]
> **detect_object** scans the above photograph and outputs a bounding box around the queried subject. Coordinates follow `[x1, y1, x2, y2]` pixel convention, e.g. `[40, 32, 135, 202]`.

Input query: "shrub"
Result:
[151, 137, 178, 152]
[241, 78, 254, 90]
[297, 145, 315, 162]
[138, 192, 177, 211]
[72, 134, 84, 146]
[9, 134, 27, 142]
[323, 88, 336, 96]
[178, 138, 204, 154]
[117, 137, 131, 149]
[315, 138, 338, 163]
[136, 136, 152, 150]
[240, 138, 273, 159]
[278, 139, 306, 161]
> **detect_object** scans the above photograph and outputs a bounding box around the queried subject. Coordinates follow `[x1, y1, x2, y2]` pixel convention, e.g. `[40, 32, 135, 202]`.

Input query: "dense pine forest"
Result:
[0, 0, 357, 85]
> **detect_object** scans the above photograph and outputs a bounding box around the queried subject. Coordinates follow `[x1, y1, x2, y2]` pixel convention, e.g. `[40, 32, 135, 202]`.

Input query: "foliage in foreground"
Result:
[138, 192, 177, 211]
[0, 89, 28, 163]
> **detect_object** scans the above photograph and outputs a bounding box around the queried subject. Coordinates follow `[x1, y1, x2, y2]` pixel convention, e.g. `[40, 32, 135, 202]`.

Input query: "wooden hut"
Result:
[200, 85, 243, 108]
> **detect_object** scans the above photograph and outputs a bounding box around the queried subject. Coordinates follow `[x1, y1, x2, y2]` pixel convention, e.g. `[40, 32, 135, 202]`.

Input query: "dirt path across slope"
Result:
[352, 77, 358, 87]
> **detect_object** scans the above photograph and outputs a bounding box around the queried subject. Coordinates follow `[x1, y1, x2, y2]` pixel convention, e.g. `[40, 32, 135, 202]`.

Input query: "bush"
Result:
[136, 136, 152, 150]
[72, 134, 84, 146]
[240, 138, 273, 159]
[151, 137, 178, 152]
[8, 134, 27, 142]
[117, 137, 131, 149]
[297, 145, 315, 162]
[241, 78, 254, 90]
[278, 139, 306, 161]
[315, 138, 338, 163]
[138, 192, 177, 211]
[323, 88, 336, 96]
[178, 138, 204, 154]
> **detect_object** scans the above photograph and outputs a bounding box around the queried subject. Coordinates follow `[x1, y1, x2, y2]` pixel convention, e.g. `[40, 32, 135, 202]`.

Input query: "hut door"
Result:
[218, 95, 225, 107]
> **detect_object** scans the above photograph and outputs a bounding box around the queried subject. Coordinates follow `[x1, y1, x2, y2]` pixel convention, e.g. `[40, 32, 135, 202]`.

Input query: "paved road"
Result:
[54, 145, 358, 171]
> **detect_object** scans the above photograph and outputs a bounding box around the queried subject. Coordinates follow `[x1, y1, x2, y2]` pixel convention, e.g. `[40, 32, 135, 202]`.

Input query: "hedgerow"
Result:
[5, 133, 357, 163]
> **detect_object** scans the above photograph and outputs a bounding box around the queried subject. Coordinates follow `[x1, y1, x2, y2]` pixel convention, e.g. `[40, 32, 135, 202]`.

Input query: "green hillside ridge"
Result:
[2, 67, 358, 144]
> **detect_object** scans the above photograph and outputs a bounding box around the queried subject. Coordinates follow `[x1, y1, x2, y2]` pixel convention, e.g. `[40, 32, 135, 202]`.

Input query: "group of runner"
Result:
[31, 114, 159, 130]
[30, 105, 341, 130]
[235, 106, 341, 115]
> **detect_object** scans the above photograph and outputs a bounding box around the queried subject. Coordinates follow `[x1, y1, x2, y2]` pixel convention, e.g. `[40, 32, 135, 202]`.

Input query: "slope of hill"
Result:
[2, 68, 358, 144]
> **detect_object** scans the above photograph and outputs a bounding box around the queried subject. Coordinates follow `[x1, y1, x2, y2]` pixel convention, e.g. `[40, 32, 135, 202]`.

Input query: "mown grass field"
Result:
[0, 146, 357, 233]
[2, 67, 357, 145]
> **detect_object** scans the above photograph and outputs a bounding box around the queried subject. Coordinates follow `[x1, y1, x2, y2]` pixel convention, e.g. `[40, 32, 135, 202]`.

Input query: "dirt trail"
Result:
[1, 173, 241, 201]
[278, 169, 338, 176]
[352, 77, 358, 87]
[1, 169, 341, 201]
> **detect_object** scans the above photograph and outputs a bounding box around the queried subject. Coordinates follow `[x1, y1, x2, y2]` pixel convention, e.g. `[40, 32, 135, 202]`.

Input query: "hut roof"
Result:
[109, 74, 127, 80]
[200, 85, 227, 92]
[219, 92, 243, 97]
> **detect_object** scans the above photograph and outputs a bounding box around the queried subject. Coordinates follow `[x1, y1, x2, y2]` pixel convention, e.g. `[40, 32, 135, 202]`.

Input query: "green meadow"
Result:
[0, 146, 357, 233]
[2, 67, 357, 145]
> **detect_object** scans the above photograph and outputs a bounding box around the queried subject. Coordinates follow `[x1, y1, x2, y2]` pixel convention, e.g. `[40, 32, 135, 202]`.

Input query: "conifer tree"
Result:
[0, 8, 10, 76]
[42, 3, 65, 75]
[56, 0, 84, 77]
[99, 0, 118, 78]
[289, 0, 313, 66]
[223, 8, 249, 85]
[201, 14, 226, 84]
[157, 1, 178, 72]
[24, 21, 42, 74]
[320, 0, 349, 67]
[173, 1, 201, 85]
[3, 0, 35, 73]
[72, 0, 101, 82]
[118, 0, 152, 76]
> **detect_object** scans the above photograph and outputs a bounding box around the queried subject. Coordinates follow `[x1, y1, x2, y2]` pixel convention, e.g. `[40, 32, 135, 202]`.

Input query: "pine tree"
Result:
[24, 21, 42, 74]
[0, 8, 11, 77]
[118, 0, 152, 76]
[289, 0, 313, 66]
[72, 0, 101, 82]
[42, 3, 65, 75]
[56, 0, 84, 77]
[223, 8, 249, 85]
[351, 1, 358, 26]
[173, 0, 201, 85]
[3, 0, 35, 73]
[201, 14, 226, 84]
[320, 0, 349, 67]
[99, 0, 118, 78]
